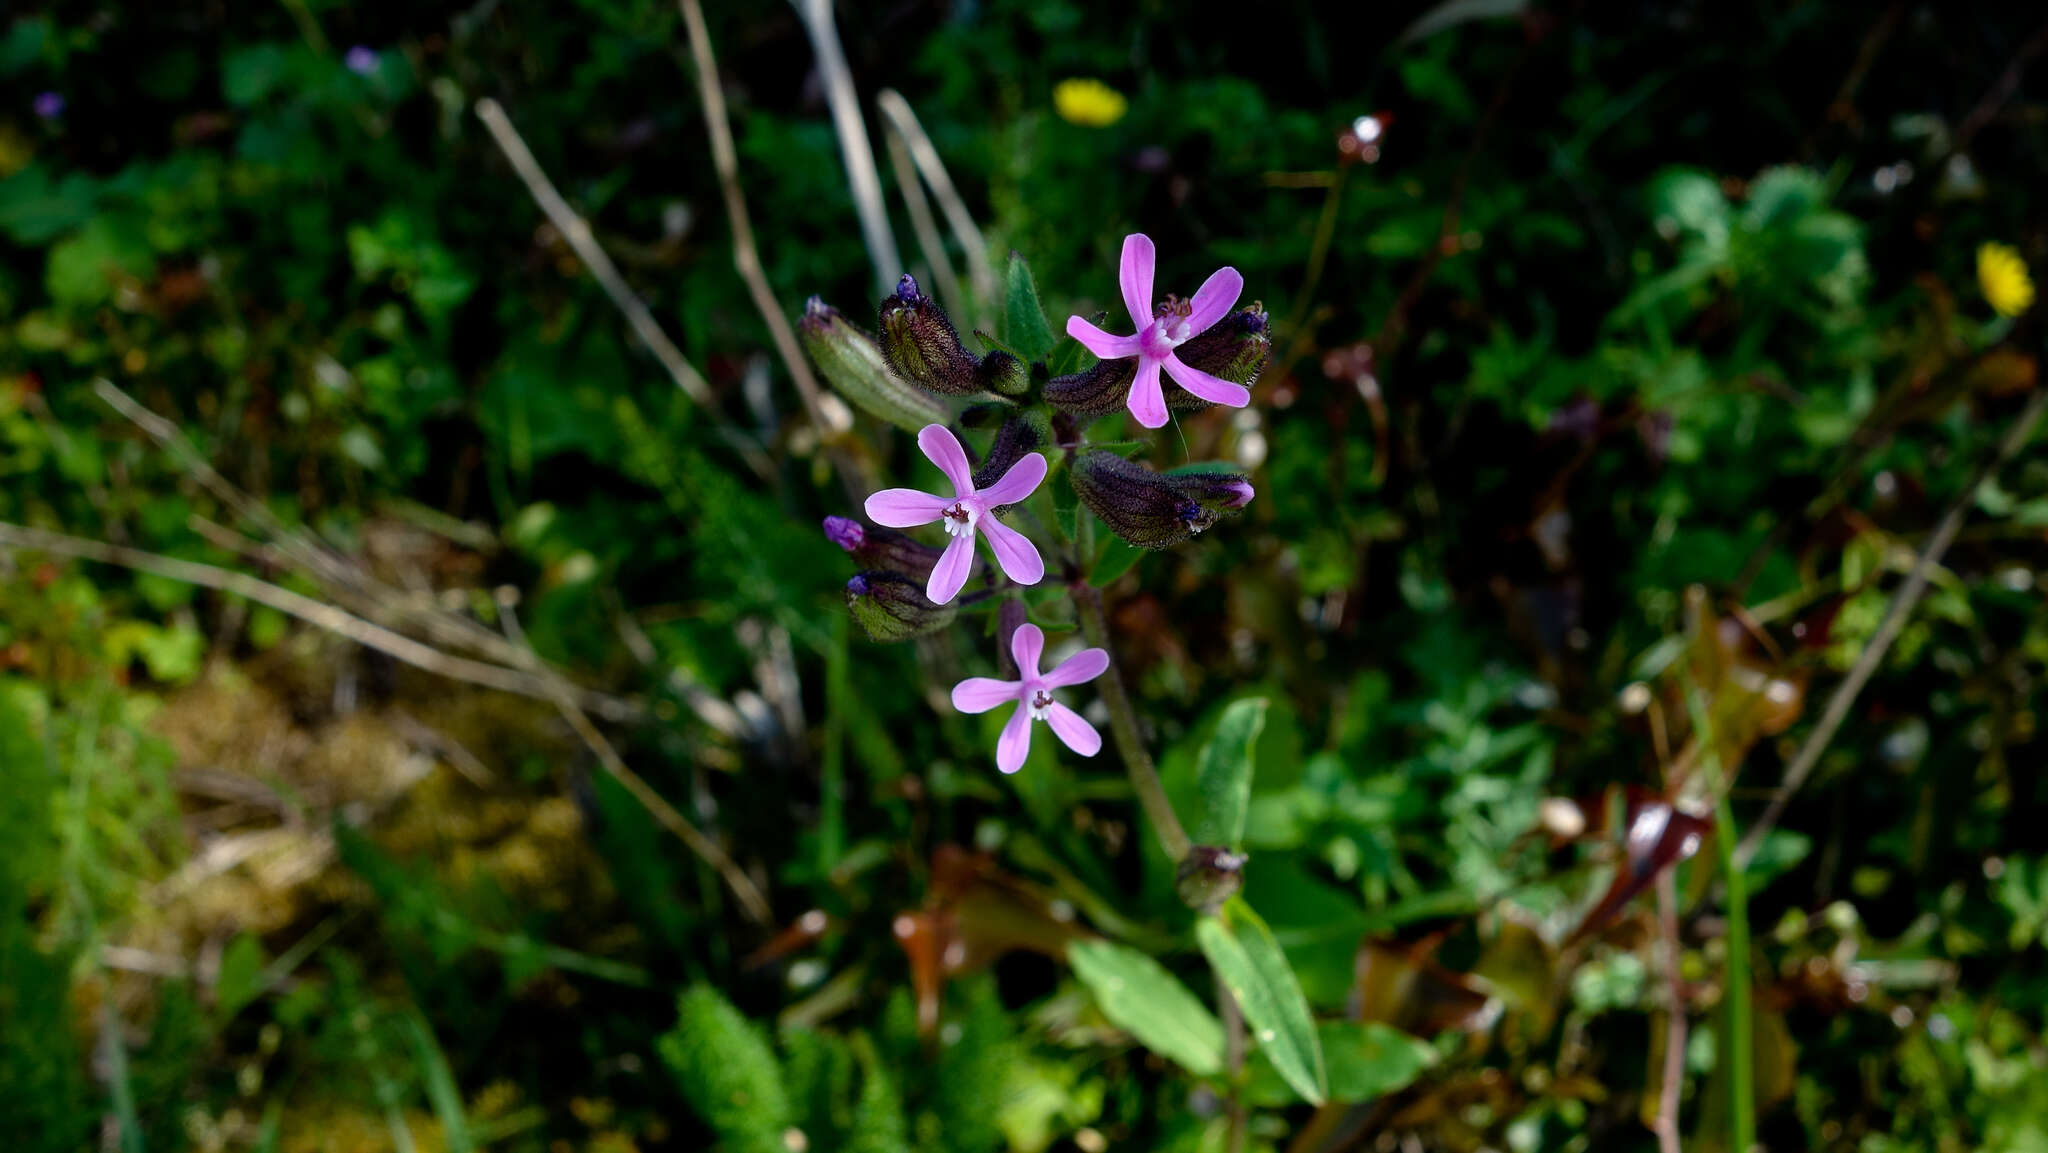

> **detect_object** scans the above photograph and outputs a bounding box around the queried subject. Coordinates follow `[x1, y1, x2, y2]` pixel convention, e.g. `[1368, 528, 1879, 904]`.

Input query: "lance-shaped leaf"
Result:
[1244, 1021, 1437, 1106]
[1193, 698, 1267, 851]
[1003, 251, 1057, 362]
[1067, 939, 1225, 1076]
[1198, 899, 1327, 1105]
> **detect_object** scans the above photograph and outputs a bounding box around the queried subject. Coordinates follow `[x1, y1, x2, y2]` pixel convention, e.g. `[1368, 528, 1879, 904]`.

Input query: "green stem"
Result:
[1715, 790, 1756, 1152]
[1687, 679, 1755, 1152]
[1072, 581, 1190, 862]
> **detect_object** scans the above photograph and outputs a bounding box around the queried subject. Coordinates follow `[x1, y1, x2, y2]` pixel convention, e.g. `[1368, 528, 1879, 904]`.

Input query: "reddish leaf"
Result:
[1567, 789, 1712, 944]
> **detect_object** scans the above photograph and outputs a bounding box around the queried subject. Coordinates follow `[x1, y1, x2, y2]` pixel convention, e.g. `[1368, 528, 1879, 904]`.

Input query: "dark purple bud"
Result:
[825, 517, 952, 582]
[1175, 846, 1248, 913]
[801, 296, 948, 432]
[344, 46, 379, 76]
[846, 571, 956, 642]
[1044, 354, 1136, 420]
[1166, 464, 1258, 515]
[823, 516, 866, 551]
[976, 348, 1031, 398]
[1071, 452, 1254, 550]
[880, 278, 982, 395]
[971, 413, 1050, 493]
[1170, 305, 1272, 412]
[33, 92, 63, 120]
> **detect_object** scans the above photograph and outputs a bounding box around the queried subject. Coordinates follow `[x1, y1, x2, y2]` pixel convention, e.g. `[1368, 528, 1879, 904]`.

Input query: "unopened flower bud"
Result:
[1169, 305, 1271, 412]
[959, 402, 1013, 430]
[1165, 463, 1256, 511]
[1175, 846, 1247, 913]
[978, 349, 1031, 397]
[823, 516, 950, 583]
[801, 297, 949, 433]
[823, 515, 866, 552]
[1070, 451, 1254, 550]
[879, 275, 983, 395]
[1043, 355, 1136, 420]
[846, 571, 956, 642]
[972, 413, 1051, 492]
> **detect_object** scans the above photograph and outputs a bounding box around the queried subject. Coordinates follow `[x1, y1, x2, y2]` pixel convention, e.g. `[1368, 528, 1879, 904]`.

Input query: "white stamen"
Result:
[1028, 688, 1055, 721]
[941, 501, 980, 539]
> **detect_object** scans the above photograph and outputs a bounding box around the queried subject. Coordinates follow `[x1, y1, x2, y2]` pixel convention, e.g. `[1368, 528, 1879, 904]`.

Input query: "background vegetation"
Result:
[3, 2, 2047, 1151]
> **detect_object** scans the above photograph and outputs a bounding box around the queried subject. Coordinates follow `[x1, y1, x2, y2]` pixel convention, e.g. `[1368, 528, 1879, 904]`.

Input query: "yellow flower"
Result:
[1054, 78, 1127, 128]
[1978, 242, 2034, 317]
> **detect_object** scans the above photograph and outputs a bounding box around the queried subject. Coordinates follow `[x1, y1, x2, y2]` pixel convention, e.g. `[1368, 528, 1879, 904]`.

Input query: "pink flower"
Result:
[863, 424, 1047, 605]
[1065, 233, 1250, 429]
[951, 624, 1109, 773]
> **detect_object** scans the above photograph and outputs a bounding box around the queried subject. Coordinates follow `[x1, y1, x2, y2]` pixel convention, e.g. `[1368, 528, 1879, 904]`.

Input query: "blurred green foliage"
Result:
[3, 2, 2048, 1152]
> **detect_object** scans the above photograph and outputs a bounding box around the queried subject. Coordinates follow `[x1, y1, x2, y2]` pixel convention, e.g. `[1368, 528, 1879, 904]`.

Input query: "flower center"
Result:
[1028, 688, 1055, 721]
[941, 500, 980, 539]
[1142, 295, 1195, 356]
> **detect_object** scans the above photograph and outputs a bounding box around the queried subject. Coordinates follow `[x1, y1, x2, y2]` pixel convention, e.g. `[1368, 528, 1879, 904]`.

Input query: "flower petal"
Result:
[864, 487, 949, 527]
[1127, 358, 1169, 429]
[1119, 233, 1156, 329]
[1045, 703, 1102, 757]
[926, 534, 975, 605]
[916, 423, 975, 496]
[1041, 647, 1109, 688]
[1066, 315, 1142, 359]
[1185, 265, 1244, 335]
[981, 516, 1045, 587]
[979, 452, 1048, 507]
[1009, 622, 1046, 682]
[952, 676, 1021, 714]
[1163, 354, 1252, 408]
[996, 705, 1033, 774]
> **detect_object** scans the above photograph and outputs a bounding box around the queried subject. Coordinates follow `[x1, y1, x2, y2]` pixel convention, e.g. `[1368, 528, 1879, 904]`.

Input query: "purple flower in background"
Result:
[951, 624, 1108, 773]
[863, 424, 1046, 604]
[344, 46, 379, 76]
[1066, 233, 1250, 428]
[32, 92, 63, 120]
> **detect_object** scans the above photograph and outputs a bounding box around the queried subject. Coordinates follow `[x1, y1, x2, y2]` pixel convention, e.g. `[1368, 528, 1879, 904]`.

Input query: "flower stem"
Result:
[1072, 581, 1190, 861]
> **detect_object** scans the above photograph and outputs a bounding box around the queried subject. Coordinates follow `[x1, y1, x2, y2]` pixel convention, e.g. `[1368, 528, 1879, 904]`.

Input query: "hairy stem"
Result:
[1219, 972, 1248, 1153]
[1072, 581, 1190, 861]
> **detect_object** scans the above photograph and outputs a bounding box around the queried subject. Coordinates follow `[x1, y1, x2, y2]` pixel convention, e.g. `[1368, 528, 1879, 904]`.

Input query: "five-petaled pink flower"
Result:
[951, 623, 1108, 773]
[1066, 233, 1250, 429]
[864, 424, 1047, 605]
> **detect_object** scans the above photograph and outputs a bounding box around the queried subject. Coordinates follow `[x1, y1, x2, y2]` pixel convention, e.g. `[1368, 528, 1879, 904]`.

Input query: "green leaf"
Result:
[1004, 252, 1057, 362]
[1193, 698, 1267, 851]
[1067, 939, 1224, 1076]
[215, 932, 267, 1020]
[1197, 900, 1327, 1105]
[0, 166, 101, 245]
[1088, 538, 1143, 588]
[403, 1010, 475, 1153]
[1244, 1022, 1437, 1106]
[221, 42, 292, 107]
[45, 217, 153, 306]
[659, 986, 794, 1153]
